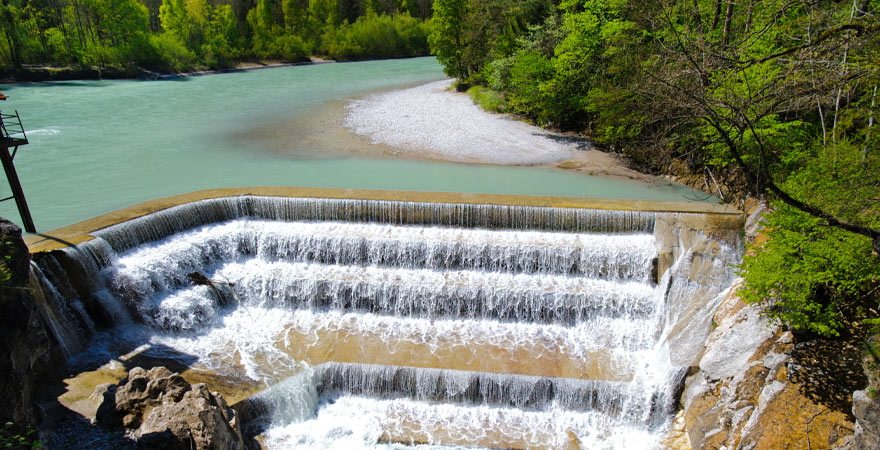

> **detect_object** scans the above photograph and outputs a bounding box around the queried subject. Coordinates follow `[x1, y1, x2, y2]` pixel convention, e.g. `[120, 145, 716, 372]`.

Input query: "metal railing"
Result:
[0, 111, 28, 143]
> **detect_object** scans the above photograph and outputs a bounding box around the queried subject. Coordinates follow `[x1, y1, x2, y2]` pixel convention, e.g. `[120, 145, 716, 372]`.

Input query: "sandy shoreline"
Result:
[241, 79, 660, 185]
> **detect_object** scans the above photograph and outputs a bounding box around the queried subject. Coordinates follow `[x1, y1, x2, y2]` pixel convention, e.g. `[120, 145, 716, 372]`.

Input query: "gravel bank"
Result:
[344, 79, 579, 165]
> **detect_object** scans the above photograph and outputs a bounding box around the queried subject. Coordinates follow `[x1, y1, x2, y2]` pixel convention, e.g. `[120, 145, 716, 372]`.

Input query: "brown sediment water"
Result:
[276, 320, 633, 381]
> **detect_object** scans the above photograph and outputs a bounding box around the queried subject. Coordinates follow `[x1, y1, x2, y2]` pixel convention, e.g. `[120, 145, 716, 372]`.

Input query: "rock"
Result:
[0, 218, 65, 425]
[95, 366, 245, 450]
[681, 295, 855, 450]
[94, 382, 120, 427]
[676, 200, 857, 449]
[679, 261, 855, 449]
[851, 390, 880, 450]
[136, 383, 244, 450]
[698, 302, 775, 381]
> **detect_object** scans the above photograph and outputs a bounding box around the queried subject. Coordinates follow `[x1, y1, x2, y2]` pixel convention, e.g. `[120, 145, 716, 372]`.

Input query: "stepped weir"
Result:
[25, 187, 742, 449]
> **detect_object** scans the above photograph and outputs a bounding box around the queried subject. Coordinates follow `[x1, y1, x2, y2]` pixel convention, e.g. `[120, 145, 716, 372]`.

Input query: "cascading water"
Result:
[35, 196, 739, 449]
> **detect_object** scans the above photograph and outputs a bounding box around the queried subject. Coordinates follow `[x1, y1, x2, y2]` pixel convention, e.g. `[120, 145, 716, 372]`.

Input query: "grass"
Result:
[467, 85, 507, 113]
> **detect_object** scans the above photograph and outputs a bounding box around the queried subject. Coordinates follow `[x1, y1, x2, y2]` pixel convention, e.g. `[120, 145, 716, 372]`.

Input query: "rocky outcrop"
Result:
[0, 218, 65, 425]
[676, 200, 858, 449]
[96, 366, 245, 450]
[850, 390, 880, 450]
[680, 290, 854, 449]
[848, 335, 880, 450]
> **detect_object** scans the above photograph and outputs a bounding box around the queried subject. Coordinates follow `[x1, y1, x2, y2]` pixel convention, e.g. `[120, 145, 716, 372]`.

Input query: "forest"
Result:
[430, 0, 880, 338]
[0, 0, 433, 72]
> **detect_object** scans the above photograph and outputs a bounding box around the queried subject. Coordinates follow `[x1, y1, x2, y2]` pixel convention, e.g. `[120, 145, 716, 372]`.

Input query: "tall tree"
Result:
[429, 0, 466, 77]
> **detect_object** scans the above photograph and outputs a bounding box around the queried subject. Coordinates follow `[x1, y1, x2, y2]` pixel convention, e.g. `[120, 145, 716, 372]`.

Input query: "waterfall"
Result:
[30, 195, 739, 449]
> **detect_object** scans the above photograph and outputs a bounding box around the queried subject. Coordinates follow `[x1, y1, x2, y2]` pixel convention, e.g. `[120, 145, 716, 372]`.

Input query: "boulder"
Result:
[95, 366, 244, 450]
[850, 337, 880, 450]
[849, 390, 880, 450]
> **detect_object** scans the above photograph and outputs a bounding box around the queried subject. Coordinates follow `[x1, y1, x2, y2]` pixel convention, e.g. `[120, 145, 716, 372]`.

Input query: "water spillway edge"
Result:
[24, 186, 740, 254]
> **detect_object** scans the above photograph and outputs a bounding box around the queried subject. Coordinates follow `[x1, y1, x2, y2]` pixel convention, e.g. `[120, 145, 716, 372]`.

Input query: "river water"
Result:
[1, 57, 711, 232]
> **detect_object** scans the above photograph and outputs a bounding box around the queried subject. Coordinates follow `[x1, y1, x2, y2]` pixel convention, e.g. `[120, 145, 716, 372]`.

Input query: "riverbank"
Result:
[0, 65, 142, 83]
[0, 59, 336, 84]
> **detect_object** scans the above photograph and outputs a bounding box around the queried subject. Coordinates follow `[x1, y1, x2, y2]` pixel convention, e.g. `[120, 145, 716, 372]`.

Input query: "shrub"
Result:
[146, 33, 196, 72]
[739, 204, 880, 337]
[322, 13, 430, 60]
[467, 85, 506, 113]
[0, 422, 42, 449]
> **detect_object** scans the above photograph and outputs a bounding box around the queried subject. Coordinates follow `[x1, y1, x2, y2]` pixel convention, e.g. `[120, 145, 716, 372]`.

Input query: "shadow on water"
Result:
[147, 76, 194, 82]
[2, 80, 114, 89]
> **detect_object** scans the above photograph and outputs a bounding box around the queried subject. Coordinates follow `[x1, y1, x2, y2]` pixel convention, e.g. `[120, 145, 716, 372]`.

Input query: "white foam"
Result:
[26, 127, 62, 136]
[344, 80, 577, 164]
[263, 395, 662, 450]
[139, 305, 656, 383]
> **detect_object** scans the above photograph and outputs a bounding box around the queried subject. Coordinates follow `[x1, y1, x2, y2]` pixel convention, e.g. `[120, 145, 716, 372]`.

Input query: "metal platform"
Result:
[0, 110, 35, 233]
[0, 111, 28, 144]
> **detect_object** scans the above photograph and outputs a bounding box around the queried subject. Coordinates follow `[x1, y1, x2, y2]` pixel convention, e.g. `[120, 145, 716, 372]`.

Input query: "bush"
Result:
[321, 13, 430, 60]
[145, 33, 196, 72]
[467, 85, 506, 113]
[504, 50, 553, 123]
[269, 34, 309, 62]
[739, 204, 880, 337]
[0, 422, 42, 449]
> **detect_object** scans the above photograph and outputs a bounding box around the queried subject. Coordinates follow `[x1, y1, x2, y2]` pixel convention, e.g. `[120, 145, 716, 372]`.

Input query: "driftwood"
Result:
[187, 272, 234, 287]
[187, 272, 250, 318]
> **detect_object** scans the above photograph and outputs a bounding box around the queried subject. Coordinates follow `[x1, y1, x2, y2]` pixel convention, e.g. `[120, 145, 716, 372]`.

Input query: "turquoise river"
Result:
[0, 57, 712, 232]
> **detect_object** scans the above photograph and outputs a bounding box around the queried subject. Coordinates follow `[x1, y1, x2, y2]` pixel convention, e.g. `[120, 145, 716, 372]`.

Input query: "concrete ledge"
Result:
[24, 186, 741, 254]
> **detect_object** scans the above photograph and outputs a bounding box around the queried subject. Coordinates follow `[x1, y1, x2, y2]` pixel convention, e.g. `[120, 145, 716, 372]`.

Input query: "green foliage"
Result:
[428, 0, 467, 77]
[321, 12, 429, 60]
[740, 139, 880, 337]
[429, 0, 554, 81]
[740, 205, 880, 337]
[467, 85, 506, 113]
[0, 422, 42, 449]
[282, 0, 308, 31]
[504, 50, 553, 122]
[0, 245, 12, 285]
[0, 0, 430, 72]
[429, 0, 880, 338]
[145, 33, 195, 71]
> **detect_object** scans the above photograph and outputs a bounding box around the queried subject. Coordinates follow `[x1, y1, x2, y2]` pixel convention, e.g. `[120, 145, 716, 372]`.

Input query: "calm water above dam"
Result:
[0, 57, 711, 232]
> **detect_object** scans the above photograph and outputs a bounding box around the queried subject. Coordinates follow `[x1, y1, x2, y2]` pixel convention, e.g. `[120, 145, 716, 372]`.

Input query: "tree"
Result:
[637, 0, 880, 335]
[429, 0, 466, 78]
[641, 0, 880, 250]
[0, 0, 25, 68]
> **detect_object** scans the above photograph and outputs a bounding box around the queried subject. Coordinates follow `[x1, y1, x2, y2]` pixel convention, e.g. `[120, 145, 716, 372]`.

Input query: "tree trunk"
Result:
[745, 0, 753, 32]
[832, 0, 858, 143]
[722, 0, 734, 45]
[865, 84, 877, 161]
[692, 0, 702, 31]
[1, 1, 21, 68]
[711, 0, 722, 30]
